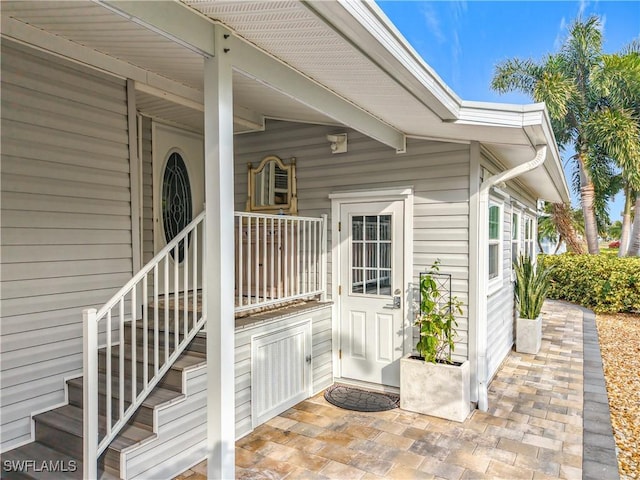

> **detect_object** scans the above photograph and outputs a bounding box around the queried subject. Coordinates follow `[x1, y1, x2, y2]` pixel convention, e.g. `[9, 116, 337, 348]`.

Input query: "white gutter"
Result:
[476, 145, 547, 410]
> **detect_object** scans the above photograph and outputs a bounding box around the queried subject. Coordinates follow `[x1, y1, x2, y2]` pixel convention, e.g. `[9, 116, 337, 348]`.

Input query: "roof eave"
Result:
[303, 0, 462, 121]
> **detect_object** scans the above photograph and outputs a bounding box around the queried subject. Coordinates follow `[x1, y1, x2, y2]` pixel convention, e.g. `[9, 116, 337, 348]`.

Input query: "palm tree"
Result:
[537, 202, 585, 254]
[591, 42, 640, 255]
[492, 16, 639, 254]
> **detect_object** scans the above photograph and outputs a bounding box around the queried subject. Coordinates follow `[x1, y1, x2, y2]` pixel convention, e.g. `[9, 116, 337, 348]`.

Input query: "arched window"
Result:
[162, 152, 192, 262]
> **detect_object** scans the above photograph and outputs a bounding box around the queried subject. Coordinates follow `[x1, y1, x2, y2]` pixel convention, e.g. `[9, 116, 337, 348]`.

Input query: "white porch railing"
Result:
[82, 210, 327, 477]
[82, 212, 205, 479]
[234, 212, 328, 313]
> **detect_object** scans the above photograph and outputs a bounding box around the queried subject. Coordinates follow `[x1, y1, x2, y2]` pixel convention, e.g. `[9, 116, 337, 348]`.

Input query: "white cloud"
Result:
[578, 0, 589, 18]
[421, 4, 445, 44]
[554, 17, 568, 50]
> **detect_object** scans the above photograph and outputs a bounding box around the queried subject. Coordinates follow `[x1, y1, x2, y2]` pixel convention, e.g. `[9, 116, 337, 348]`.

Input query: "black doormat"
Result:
[324, 384, 400, 412]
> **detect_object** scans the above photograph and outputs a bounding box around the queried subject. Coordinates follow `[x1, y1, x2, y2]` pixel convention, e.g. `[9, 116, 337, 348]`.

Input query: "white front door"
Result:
[339, 201, 405, 388]
[152, 123, 204, 293]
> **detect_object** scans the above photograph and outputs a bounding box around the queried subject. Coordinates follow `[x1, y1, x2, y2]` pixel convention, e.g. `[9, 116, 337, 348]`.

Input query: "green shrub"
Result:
[539, 253, 640, 313]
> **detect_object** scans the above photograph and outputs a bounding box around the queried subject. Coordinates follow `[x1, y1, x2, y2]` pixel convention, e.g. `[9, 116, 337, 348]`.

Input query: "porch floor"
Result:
[176, 300, 619, 480]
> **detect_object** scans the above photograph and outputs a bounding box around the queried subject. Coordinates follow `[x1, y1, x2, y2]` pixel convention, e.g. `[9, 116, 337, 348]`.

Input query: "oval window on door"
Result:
[162, 151, 192, 262]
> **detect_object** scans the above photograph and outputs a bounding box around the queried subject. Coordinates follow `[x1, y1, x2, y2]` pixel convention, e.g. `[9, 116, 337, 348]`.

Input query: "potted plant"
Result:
[514, 255, 552, 354]
[400, 261, 470, 422]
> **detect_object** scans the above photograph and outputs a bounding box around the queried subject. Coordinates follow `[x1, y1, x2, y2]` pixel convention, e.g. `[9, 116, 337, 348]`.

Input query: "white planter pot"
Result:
[400, 354, 470, 422]
[516, 315, 542, 354]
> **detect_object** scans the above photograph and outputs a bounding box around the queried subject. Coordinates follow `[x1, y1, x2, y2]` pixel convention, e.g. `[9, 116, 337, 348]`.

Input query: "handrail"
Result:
[83, 212, 206, 479]
[96, 211, 206, 319]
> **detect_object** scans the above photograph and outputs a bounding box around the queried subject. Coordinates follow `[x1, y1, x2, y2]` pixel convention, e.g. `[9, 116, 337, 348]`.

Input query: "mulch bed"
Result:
[595, 312, 640, 479]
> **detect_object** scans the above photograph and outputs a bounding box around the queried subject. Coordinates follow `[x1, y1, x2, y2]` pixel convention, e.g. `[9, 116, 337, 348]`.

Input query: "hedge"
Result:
[539, 253, 640, 313]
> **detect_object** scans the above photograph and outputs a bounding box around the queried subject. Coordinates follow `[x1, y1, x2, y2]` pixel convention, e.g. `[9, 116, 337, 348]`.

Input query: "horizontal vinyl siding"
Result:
[0, 41, 132, 451]
[235, 120, 470, 360]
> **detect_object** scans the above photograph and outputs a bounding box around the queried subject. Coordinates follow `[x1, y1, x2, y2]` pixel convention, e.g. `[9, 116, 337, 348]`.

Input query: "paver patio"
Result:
[177, 300, 619, 479]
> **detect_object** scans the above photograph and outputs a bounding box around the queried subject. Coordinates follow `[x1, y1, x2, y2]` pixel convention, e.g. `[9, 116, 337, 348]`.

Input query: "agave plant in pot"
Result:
[400, 261, 470, 422]
[514, 255, 552, 354]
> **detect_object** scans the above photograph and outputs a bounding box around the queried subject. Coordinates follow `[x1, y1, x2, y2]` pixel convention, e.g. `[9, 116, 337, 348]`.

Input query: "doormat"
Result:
[324, 384, 399, 412]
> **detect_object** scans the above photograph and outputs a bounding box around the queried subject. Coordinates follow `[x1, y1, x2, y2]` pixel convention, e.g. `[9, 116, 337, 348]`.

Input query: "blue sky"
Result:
[377, 0, 640, 221]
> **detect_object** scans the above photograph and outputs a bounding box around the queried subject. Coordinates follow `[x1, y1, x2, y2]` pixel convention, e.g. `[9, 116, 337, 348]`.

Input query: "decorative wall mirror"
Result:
[247, 155, 298, 214]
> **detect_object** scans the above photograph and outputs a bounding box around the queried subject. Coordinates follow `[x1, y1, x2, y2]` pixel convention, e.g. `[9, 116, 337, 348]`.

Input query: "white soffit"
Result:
[183, 0, 440, 135]
[2, 0, 205, 91]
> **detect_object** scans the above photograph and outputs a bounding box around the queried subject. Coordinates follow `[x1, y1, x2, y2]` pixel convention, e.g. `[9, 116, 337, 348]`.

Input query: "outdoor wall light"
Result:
[326, 133, 347, 154]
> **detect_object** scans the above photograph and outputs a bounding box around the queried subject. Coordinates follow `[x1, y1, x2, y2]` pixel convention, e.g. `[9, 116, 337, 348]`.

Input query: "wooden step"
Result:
[33, 404, 155, 474]
[67, 376, 184, 428]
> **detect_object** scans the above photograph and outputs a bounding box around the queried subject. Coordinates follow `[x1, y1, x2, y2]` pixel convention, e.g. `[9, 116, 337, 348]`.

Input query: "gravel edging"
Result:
[577, 305, 620, 480]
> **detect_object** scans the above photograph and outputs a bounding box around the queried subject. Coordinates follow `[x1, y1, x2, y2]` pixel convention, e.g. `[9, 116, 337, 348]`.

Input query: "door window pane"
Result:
[379, 215, 391, 240]
[366, 269, 378, 295]
[379, 270, 392, 295]
[365, 216, 378, 240]
[350, 213, 393, 296]
[352, 268, 363, 293]
[366, 243, 377, 268]
[352, 216, 363, 240]
[380, 243, 391, 268]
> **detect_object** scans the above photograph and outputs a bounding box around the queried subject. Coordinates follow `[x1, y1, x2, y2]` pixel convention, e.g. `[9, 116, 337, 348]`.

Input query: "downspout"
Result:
[477, 145, 547, 411]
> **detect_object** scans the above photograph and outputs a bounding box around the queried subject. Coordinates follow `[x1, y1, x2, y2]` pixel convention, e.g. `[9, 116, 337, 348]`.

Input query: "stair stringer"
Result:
[119, 359, 208, 479]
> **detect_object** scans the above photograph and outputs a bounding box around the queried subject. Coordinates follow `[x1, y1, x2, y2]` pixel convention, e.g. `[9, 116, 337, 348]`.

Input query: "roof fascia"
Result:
[461, 101, 570, 203]
[303, 0, 461, 121]
[227, 33, 406, 152]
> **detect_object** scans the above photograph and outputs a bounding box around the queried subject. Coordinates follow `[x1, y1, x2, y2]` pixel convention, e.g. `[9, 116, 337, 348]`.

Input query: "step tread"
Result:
[34, 405, 155, 451]
[67, 376, 184, 409]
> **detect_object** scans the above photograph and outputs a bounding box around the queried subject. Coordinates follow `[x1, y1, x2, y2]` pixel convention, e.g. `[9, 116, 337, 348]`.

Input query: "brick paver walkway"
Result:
[177, 300, 618, 479]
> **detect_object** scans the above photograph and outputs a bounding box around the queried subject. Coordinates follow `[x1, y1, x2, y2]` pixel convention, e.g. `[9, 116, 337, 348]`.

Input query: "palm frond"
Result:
[491, 58, 541, 96]
[586, 108, 640, 189]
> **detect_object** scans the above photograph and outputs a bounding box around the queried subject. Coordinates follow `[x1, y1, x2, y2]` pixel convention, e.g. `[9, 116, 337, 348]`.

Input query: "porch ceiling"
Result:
[1, 0, 339, 134]
[1, 0, 569, 202]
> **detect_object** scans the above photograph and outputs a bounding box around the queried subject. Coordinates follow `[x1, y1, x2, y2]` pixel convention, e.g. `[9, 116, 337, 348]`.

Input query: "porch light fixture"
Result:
[327, 133, 347, 154]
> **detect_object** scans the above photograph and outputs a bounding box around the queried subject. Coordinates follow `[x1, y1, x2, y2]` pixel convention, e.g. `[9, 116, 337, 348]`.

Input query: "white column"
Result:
[204, 26, 235, 479]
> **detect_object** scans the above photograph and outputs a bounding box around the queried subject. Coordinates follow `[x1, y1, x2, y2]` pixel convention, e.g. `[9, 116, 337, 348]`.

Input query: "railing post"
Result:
[83, 308, 98, 480]
[320, 214, 328, 301]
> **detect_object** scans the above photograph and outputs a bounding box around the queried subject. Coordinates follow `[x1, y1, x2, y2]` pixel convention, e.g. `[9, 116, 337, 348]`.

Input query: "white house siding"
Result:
[483, 157, 538, 379]
[234, 120, 470, 361]
[0, 41, 133, 451]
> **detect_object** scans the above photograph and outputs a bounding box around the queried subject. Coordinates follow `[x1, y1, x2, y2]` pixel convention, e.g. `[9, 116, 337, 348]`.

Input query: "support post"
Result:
[83, 308, 98, 480]
[320, 214, 328, 301]
[204, 26, 236, 480]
